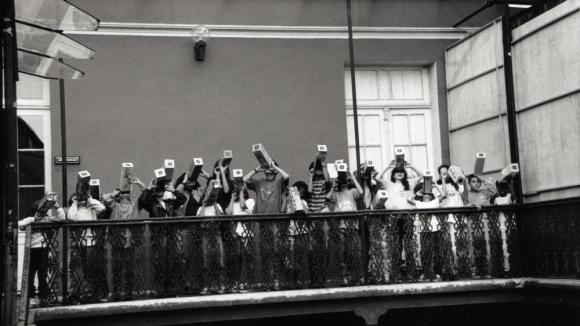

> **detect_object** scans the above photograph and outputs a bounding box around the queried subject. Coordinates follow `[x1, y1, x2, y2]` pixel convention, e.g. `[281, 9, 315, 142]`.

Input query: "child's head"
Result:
[437, 164, 450, 178]
[293, 181, 309, 199]
[467, 174, 482, 191]
[496, 180, 510, 195]
[264, 161, 279, 181]
[422, 193, 434, 202]
[233, 185, 249, 201]
[391, 166, 407, 182]
[309, 160, 324, 179]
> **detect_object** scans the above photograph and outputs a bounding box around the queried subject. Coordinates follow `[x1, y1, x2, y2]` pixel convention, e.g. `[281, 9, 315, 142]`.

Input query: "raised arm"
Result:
[272, 162, 290, 181]
[349, 171, 364, 198]
[244, 165, 262, 184]
[219, 167, 230, 194]
[376, 160, 395, 182]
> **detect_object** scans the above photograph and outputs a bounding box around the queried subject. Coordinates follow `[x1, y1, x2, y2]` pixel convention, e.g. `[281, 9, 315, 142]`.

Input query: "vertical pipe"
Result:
[502, 3, 526, 275]
[58, 64, 69, 303]
[1, 0, 19, 323]
[501, 5, 522, 203]
[346, 0, 362, 177]
[346, 0, 367, 282]
[59, 60, 68, 208]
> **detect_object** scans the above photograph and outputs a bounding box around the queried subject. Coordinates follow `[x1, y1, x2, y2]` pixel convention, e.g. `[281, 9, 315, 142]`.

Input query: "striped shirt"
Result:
[309, 179, 328, 212]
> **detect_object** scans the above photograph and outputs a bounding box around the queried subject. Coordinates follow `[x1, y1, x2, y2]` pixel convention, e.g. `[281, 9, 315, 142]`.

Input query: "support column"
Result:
[354, 305, 389, 326]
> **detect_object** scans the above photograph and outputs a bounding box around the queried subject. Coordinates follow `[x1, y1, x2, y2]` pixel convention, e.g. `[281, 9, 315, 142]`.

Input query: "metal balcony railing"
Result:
[19, 198, 580, 307]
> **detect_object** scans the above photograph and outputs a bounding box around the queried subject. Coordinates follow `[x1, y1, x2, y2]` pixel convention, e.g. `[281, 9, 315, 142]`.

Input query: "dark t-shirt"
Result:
[250, 175, 285, 214]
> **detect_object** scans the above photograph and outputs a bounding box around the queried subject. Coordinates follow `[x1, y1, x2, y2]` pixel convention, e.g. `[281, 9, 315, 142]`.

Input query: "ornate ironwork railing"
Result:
[521, 198, 580, 278]
[19, 198, 580, 307]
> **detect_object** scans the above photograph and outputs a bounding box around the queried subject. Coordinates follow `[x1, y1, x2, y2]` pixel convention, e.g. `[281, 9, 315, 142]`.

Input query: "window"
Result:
[345, 68, 434, 173]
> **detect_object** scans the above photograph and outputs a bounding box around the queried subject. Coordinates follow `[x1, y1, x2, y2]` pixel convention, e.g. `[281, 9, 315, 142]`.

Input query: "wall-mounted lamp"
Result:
[191, 25, 210, 61]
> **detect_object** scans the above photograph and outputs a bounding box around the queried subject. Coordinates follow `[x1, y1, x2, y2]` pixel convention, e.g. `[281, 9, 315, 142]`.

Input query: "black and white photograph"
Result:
[1, 0, 579, 325]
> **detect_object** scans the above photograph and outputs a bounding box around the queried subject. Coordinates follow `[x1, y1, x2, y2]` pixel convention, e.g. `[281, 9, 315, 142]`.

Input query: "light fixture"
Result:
[508, 4, 532, 9]
[191, 25, 210, 61]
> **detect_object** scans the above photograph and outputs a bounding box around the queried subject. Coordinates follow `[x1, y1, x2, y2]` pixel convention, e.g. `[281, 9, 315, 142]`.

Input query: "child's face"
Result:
[394, 171, 405, 180]
[470, 178, 482, 190]
[439, 167, 448, 178]
[422, 194, 434, 202]
[264, 170, 277, 180]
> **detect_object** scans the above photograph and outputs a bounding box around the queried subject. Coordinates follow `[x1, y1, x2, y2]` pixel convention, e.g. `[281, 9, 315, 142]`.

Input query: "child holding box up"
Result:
[432, 164, 466, 278]
[244, 156, 290, 289]
[68, 173, 107, 302]
[375, 160, 423, 282]
[226, 183, 255, 291]
[102, 176, 147, 301]
[18, 193, 66, 306]
[407, 183, 448, 281]
[325, 167, 364, 285]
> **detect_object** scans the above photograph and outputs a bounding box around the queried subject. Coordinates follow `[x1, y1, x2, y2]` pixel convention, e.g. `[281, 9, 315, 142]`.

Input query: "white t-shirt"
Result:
[434, 183, 464, 208]
[196, 204, 224, 216]
[233, 199, 255, 237]
[415, 199, 441, 231]
[382, 180, 413, 210]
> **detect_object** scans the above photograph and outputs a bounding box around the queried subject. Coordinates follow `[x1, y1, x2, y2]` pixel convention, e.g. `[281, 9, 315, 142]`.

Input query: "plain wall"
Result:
[50, 36, 455, 195]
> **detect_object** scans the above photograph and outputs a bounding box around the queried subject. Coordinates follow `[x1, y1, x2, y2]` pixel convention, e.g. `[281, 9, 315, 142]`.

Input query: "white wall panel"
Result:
[512, 0, 580, 200]
[450, 118, 508, 174]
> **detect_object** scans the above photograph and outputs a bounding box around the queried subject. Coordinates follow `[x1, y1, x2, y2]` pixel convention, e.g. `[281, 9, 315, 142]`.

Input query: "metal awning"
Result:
[16, 21, 95, 59]
[17, 49, 84, 79]
[15, 0, 99, 31]
[14, 0, 99, 79]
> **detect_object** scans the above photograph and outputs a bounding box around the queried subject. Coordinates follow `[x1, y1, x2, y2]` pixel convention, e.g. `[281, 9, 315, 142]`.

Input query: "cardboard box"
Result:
[76, 171, 91, 201]
[316, 144, 327, 160]
[336, 163, 348, 184]
[423, 170, 433, 194]
[474, 152, 486, 175]
[89, 179, 101, 199]
[232, 169, 244, 185]
[203, 180, 222, 205]
[154, 168, 167, 189]
[187, 158, 204, 181]
[164, 159, 175, 181]
[222, 150, 233, 166]
[395, 148, 405, 167]
[37, 192, 57, 216]
[499, 163, 520, 182]
[252, 143, 273, 169]
[362, 160, 375, 174]
[288, 186, 305, 213]
[120, 162, 134, 191]
[373, 190, 389, 209]
[327, 163, 338, 179]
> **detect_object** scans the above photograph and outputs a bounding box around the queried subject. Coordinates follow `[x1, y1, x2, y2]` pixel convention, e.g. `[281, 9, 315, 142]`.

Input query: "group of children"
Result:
[21, 145, 517, 303]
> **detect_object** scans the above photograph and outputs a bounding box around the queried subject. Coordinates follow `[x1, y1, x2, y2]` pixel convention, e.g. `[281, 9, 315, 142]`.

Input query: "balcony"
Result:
[20, 197, 580, 325]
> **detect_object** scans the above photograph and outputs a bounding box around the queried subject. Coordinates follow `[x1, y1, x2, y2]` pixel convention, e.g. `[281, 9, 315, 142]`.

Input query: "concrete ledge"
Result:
[34, 277, 580, 323]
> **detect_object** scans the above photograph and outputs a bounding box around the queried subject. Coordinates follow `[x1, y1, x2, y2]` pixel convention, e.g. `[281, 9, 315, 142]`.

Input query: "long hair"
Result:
[390, 167, 410, 191]
[293, 181, 311, 202]
[210, 159, 232, 184]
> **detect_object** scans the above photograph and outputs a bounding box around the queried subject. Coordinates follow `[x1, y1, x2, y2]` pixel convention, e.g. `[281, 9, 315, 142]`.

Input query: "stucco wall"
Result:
[49, 36, 454, 195]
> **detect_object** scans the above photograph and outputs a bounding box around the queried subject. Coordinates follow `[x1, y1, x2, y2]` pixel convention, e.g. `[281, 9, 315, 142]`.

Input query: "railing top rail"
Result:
[28, 204, 524, 229]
